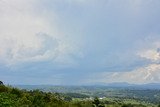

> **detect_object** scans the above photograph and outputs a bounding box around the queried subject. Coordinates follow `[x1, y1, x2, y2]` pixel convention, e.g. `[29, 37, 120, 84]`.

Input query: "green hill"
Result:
[0, 84, 93, 107]
[0, 83, 159, 107]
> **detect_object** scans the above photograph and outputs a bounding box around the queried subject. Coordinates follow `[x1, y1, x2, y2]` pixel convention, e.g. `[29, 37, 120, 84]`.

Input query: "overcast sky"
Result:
[0, 0, 160, 85]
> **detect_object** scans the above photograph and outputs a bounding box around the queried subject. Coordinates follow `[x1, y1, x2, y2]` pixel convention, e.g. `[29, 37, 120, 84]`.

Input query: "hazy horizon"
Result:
[0, 0, 160, 85]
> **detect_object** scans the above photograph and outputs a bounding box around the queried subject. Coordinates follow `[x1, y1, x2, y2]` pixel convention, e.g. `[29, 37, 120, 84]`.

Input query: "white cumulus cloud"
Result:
[87, 36, 160, 84]
[0, 0, 81, 67]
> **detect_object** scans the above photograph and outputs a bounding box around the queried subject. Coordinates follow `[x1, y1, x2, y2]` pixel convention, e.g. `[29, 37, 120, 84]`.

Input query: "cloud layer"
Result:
[0, 0, 82, 68]
[1, 0, 160, 85]
[88, 37, 160, 84]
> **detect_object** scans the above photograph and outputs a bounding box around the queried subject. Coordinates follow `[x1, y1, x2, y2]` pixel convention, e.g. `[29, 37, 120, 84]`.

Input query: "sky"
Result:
[0, 0, 160, 85]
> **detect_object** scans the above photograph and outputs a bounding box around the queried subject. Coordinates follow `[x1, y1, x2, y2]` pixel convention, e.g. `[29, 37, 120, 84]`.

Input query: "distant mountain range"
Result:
[14, 82, 160, 90]
[94, 82, 160, 89]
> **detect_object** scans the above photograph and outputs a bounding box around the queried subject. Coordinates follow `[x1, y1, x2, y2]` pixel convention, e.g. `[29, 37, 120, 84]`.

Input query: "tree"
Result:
[0, 81, 3, 85]
[93, 97, 100, 107]
[92, 97, 105, 107]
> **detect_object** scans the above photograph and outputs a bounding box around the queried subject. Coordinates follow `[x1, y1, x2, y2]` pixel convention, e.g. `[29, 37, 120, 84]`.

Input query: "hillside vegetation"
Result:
[0, 83, 160, 107]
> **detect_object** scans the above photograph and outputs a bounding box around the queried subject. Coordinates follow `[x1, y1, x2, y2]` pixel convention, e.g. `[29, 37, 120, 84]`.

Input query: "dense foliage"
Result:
[0, 84, 93, 107]
[0, 84, 160, 107]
